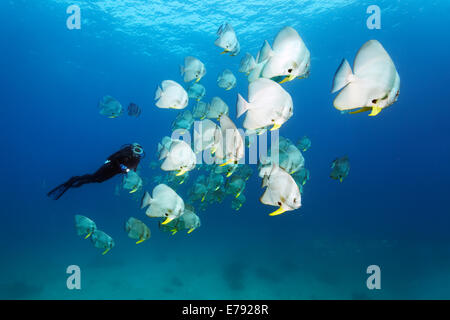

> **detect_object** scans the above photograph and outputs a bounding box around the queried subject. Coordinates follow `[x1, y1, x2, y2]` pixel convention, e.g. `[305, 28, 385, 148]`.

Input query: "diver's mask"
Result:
[132, 143, 144, 158]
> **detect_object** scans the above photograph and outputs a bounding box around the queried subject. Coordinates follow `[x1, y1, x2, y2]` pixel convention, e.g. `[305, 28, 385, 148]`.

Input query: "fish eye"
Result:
[277, 201, 282, 206]
[372, 99, 378, 104]
[164, 213, 168, 217]
[293, 198, 297, 203]
[271, 119, 275, 122]
[288, 68, 293, 73]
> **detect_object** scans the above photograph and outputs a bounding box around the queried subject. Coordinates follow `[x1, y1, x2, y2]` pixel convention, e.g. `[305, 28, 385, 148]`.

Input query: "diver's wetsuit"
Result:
[47, 145, 141, 200]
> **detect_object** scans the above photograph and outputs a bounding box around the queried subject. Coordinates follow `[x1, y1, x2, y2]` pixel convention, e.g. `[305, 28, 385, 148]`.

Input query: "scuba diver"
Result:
[47, 143, 145, 200]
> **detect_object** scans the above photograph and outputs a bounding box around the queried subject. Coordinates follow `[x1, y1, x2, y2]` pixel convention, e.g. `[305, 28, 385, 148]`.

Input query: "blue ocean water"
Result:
[1, 0, 449, 300]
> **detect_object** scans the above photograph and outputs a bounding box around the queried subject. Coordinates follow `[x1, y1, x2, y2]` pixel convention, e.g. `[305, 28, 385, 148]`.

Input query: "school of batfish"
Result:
[89, 23, 399, 254]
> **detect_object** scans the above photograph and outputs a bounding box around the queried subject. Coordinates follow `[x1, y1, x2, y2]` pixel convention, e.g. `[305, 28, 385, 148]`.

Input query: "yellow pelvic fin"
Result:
[195, 77, 201, 83]
[171, 229, 178, 236]
[136, 239, 145, 244]
[340, 178, 343, 183]
[349, 107, 371, 115]
[201, 195, 206, 202]
[161, 216, 174, 225]
[270, 123, 282, 131]
[220, 50, 229, 54]
[219, 159, 233, 167]
[129, 187, 138, 194]
[176, 169, 187, 176]
[269, 207, 286, 216]
[226, 171, 233, 178]
[369, 106, 382, 116]
[102, 248, 111, 255]
[278, 74, 296, 84]
[187, 228, 195, 234]
[278, 76, 290, 84]
[84, 232, 92, 240]
[211, 146, 216, 154]
[235, 192, 241, 199]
